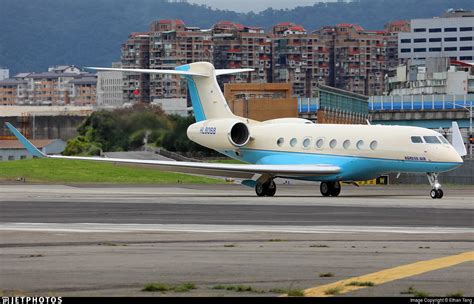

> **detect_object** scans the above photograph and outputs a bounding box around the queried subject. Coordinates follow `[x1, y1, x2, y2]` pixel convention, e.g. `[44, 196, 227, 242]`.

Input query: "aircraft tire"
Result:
[320, 182, 332, 197]
[436, 189, 443, 199]
[255, 182, 267, 197]
[430, 189, 438, 199]
[266, 180, 276, 197]
[331, 182, 341, 197]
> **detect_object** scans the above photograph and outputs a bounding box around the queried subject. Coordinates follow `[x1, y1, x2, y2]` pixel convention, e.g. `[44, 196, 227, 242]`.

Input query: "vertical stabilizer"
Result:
[176, 62, 236, 122]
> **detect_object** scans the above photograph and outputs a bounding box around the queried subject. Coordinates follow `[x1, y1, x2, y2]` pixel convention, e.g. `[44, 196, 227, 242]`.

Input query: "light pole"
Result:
[447, 102, 473, 156]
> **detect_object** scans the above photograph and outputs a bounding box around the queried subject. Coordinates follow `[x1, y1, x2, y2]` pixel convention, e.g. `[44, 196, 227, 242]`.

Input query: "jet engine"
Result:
[187, 119, 251, 150]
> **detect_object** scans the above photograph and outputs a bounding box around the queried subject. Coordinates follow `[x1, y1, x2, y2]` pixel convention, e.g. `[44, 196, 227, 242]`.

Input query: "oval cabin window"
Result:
[356, 140, 364, 150]
[316, 138, 324, 149]
[277, 137, 284, 147]
[343, 140, 351, 149]
[303, 138, 311, 148]
[370, 140, 378, 150]
[290, 138, 297, 147]
[329, 139, 337, 149]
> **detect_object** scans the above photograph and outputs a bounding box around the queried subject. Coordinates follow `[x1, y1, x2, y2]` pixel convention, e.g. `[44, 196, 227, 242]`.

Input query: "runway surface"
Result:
[1, 184, 473, 297]
[2, 200, 473, 227]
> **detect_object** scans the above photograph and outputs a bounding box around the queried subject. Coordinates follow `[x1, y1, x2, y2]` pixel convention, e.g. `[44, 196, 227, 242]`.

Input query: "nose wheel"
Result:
[430, 189, 444, 199]
[320, 181, 341, 197]
[427, 173, 443, 199]
[255, 180, 276, 197]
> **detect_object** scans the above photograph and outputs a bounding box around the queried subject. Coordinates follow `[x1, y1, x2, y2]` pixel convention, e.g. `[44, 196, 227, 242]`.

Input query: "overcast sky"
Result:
[188, 0, 338, 12]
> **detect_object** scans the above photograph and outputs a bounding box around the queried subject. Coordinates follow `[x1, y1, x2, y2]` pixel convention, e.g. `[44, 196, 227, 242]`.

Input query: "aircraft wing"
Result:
[5, 123, 341, 178]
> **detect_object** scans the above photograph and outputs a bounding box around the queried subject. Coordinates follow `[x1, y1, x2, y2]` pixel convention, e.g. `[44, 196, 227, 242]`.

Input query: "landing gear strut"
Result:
[320, 181, 341, 197]
[427, 173, 443, 199]
[255, 179, 276, 197]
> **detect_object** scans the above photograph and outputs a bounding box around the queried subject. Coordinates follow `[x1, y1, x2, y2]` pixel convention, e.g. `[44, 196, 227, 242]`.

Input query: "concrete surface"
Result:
[0, 184, 472, 297]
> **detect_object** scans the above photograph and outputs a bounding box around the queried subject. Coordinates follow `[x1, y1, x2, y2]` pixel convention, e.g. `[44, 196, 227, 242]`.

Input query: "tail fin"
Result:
[88, 62, 253, 122]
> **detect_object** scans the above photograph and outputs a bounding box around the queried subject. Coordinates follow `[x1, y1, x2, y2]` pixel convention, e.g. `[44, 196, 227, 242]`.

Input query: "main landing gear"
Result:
[320, 181, 341, 197]
[427, 173, 443, 199]
[255, 179, 276, 197]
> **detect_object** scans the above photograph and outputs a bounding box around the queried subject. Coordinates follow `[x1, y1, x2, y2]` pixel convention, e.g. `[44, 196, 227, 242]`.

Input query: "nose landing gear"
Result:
[320, 181, 341, 197]
[427, 173, 443, 199]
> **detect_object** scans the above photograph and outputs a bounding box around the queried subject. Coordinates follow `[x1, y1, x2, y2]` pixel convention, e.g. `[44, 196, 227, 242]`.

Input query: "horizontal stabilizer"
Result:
[215, 68, 254, 76]
[86, 67, 210, 77]
[87, 66, 254, 77]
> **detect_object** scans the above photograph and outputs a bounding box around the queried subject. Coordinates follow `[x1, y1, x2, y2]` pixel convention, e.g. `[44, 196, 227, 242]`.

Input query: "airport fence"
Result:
[369, 94, 474, 111]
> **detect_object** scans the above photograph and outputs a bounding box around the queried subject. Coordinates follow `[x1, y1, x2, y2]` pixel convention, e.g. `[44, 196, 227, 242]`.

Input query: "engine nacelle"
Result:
[187, 119, 251, 150]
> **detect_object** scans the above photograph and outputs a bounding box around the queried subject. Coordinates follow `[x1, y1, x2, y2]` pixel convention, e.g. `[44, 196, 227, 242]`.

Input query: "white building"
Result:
[48, 65, 81, 74]
[97, 71, 124, 108]
[398, 10, 474, 63]
[151, 98, 188, 116]
[0, 68, 9, 81]
[386, 58, 474, 96]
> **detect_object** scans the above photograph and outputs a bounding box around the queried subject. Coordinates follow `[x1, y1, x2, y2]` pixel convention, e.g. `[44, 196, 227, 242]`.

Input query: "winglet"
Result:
[451, 121, 467, 157]
[5, 122, 46, 158]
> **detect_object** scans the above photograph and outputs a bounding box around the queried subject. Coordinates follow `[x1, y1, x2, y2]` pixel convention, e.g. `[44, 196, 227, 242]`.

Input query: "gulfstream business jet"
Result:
[6, 62, 466, 199]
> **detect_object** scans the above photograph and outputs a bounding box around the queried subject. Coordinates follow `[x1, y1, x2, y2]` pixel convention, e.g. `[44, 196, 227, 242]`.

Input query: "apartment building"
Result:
[213, 21, 271, 85]
[272, 22, 331, 97]
[121, 32, 150, 103]
[148, 20, 213, 100]
[398, 10, 474, 63]
[384, 20, 411, 71]
[69, 77, 97, 106]
[0, 79, 26, 105]
[0, 69, 97, 106]
[315, 24, 388, 96]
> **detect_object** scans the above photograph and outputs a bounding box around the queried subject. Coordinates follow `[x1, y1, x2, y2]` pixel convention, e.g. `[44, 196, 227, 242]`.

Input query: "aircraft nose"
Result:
[450, 148, 464, 164]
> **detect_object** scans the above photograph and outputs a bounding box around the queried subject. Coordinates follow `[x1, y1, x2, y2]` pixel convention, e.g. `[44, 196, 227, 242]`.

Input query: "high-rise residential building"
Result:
[316, 23, 388, 96]
[0, 68, 9, 81]
[148, 20, 213, 100]
[212, 21, 271, 85]
[398, 10, 474, 64]
[384, 20, 411, 71]
[120, 17, 438, 101]
[272, 22, 331, 97]
[121, 32, 150, 103]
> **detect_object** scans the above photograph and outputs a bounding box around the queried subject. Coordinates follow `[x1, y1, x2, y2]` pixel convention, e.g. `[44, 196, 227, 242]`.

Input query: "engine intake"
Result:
[229, 122, 250, 147]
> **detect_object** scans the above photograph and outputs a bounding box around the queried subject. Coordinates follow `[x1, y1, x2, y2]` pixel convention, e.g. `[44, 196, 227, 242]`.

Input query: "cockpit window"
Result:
[411, 136, 423, 143]
[438, 136, 449, 144]
[423, 136, 441, 144]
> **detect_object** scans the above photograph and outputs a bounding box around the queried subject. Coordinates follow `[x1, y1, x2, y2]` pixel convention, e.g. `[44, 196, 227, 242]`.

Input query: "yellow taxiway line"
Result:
[290, 251, 474, 297]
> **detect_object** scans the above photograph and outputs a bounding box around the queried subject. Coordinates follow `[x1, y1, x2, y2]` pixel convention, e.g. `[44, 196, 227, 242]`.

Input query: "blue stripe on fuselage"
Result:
[175, 65, 206, 122]
[219, 148, 462, 181]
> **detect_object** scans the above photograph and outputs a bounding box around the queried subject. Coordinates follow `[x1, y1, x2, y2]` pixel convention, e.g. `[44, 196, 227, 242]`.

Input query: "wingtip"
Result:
[5, 122, 47, 158]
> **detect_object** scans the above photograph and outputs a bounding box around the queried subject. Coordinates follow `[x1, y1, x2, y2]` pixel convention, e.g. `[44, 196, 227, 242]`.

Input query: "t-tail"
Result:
[87, 62, 253, 122]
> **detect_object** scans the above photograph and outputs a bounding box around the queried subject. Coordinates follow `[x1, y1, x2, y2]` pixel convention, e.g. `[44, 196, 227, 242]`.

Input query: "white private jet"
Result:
[6, 62, 466, 199]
